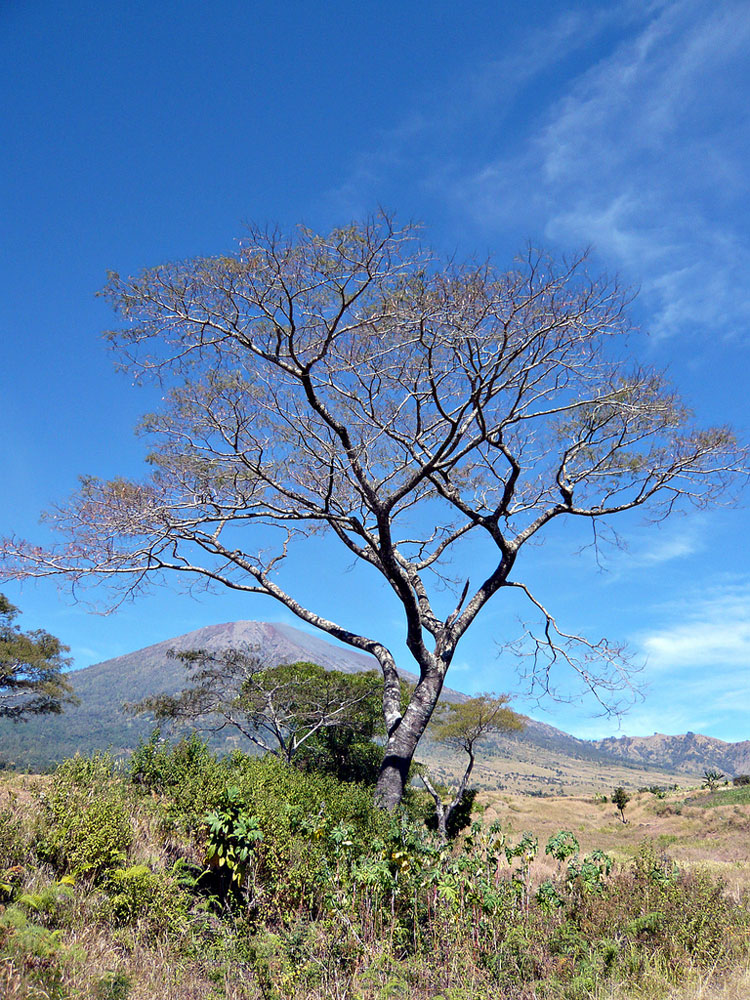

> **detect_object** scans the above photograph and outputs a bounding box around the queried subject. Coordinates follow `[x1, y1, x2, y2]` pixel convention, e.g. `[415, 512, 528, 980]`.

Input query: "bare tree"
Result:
[421, 692, 522, 841]
[1, 216, 745, 808]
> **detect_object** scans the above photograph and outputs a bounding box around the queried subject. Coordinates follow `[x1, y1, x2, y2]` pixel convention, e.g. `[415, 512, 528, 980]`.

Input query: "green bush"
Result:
[295, 726, 384, 785]
[17, 880, 76, 926]
[0, 904, 83, 999]
[208, 756, 390, 920]
[129, 731, 233, 832]
[2, 743, 747, 999]
[101, 864, 188, 932]
[94, 971, 132, 1000]
[34, 753, 133, 879]
[0, 806, 28, 869]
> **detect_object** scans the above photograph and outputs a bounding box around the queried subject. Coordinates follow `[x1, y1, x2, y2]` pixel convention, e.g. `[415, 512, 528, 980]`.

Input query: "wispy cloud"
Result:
[597, 516, 705, 575]
[324, 4, 641, 219]
[645, 620, 750, 668]
[454, 0, 750, 338]
[641, 579, 750, 669]
[332, 1, 750, 341]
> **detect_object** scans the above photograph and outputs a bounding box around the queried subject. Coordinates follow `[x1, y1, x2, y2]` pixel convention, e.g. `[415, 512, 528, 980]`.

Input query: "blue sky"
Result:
[1, 0, 748, 742]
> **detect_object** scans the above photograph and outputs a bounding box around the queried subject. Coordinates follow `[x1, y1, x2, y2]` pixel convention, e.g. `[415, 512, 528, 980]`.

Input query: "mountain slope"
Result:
[0, 621, 425, 771]
[591, 731, 750, 776]
[0, 620, 747, 787]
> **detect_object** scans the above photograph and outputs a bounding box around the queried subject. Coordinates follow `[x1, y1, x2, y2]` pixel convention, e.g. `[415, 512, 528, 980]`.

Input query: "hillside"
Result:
[0, 620, 747, 790]
[591, 730, 750, 776]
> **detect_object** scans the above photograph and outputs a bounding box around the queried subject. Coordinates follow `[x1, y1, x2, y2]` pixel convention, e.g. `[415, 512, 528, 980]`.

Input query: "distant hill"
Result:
[1, 620, 747, 790]
[590, 731, 750, 776]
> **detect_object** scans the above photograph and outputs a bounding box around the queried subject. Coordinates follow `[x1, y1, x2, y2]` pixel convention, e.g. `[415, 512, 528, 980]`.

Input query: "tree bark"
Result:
[420, 772, 448, 841]
[375, 666, 444, 810]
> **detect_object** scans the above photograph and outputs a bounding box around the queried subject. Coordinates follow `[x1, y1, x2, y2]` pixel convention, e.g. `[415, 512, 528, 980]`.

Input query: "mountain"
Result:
[0, 620, 747, 789]
[0, 621, 397, 770]
[590, 731, 750, 776]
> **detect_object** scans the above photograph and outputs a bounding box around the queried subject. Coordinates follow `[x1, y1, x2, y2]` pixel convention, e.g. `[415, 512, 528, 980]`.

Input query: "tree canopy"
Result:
[0, 594, 77, 721]
[422, 693, 523, 839]
[132, 649, 383, 765]
[1, 215, 745, 807]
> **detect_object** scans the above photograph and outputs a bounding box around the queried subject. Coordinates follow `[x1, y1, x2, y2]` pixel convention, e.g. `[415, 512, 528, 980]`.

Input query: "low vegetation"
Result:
[0, 736, 748, 999]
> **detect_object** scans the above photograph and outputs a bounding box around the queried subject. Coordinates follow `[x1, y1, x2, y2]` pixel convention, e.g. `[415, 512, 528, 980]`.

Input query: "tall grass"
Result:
[0, 741, 748, 999]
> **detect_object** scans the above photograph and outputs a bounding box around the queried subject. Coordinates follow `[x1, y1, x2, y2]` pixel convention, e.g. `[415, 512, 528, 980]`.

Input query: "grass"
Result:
[1, 749, 749, 1000]
[480, 782, 750, 896]
[681, 785, 750, 808]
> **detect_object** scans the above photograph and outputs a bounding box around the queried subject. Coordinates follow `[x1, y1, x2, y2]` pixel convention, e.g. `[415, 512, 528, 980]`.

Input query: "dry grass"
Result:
[2, 768, 749, 1000]
[481, 782, 750, 892]
[599, 961, 750, 999]
[422, 735, 696, 797]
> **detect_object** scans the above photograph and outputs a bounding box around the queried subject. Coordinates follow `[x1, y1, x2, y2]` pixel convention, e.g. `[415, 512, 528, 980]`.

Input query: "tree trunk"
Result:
[420, 773, 448, 841]
[375, 668, 443, 810]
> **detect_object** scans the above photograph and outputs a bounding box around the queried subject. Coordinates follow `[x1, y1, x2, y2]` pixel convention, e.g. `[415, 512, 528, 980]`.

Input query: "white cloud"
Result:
[644, 620, 750, 668]
[640, 578, 750, 669]
[452, 0, 750, 339]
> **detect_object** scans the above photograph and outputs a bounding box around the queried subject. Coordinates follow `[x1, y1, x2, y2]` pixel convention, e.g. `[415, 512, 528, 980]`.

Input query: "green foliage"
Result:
[34, 753, 133, 878]
[685, 783, 750, 808]
[732, 773, 750, 786]
[0, 593, 78, 721]
[0, 745, 748, 999]
[0, 903, 83, 999]
[612, 785, 630, 822]
[545, 830, 579, 862]
[295, 724, 384, 784]
[94, 971, 132, 1000]
[217, 755, 391, 920]
[134, 651, 385, 766]
[204, 786, 264, 886]
[566, 849, 614, 893]
[0, 806, 29, 868]
[702, 768, 725, 790]
[129, 730, 232, 831]
[101, 864, 188, 931]
[429, 692, 522, 749]
[17, 880, 75, 924]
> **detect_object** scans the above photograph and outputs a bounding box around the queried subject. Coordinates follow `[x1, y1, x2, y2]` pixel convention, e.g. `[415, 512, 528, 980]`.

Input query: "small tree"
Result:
[132, 649, 383, 765]
[612, 786, 630, 823]
[0, 594, 77, 721]
[702, 768, 724, 791]
[421, 693, 522, 840]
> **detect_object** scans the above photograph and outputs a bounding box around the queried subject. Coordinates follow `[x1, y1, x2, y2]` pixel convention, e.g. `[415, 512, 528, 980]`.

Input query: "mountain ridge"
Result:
[1, 620, 747, 785]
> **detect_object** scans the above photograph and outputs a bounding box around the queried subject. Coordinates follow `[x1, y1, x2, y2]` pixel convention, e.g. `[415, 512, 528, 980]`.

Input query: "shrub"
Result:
[0, 807, 28, 869]
[0, 904, 83, 999]
[34, 753, 133, 879]
[101, 864, 188, 933]
[94, 971, 132, 1000]
[210, 756, 390, 920]
[702, 768, 724, 791]
[17, 880, 76, 927]
[129, 732, 233, 832]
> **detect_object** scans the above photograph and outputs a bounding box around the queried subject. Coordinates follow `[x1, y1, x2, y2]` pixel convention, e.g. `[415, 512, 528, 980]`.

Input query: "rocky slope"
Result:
[591, 731, 750, 776]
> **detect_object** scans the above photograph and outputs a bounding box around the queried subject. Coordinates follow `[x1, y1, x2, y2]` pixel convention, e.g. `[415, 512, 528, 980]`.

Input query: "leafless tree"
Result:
[1, 216, 745, 808]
